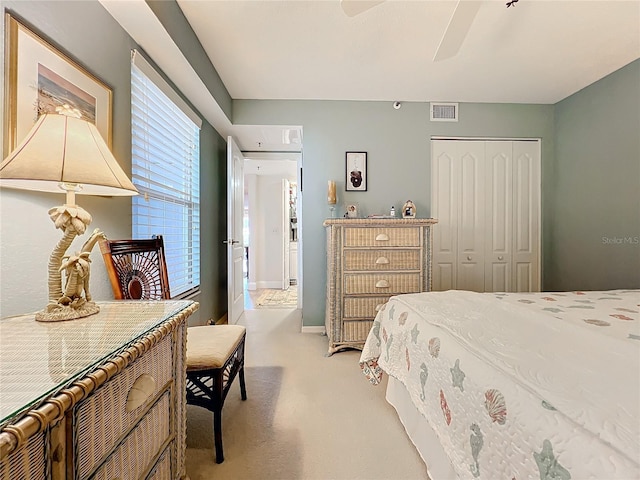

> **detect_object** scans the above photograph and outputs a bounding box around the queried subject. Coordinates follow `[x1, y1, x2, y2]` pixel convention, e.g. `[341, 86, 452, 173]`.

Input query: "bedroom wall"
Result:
[233, 100, 555, 327]
[254, 175, 287, 288]
[550, 59, 640, 290]
[0, 1, 227, 323]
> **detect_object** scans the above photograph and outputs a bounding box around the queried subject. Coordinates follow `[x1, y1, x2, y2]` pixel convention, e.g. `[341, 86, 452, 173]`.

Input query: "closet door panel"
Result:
[432, 141, 458, 291]
[490, 263, 510, 292]
[456, 142, 485, 292]
[513, 141, 541, 291]
[485, 142, 513, 291]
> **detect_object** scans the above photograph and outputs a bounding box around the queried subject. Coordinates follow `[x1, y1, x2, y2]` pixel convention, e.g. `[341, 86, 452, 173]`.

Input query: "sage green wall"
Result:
[550, 59, 640, 290]
[0, 1, 227, 323]
[233, 100, 555, 326]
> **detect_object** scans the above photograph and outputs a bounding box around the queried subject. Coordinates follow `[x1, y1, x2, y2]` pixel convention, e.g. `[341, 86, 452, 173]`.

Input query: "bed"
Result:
[359, 289, 640, 480]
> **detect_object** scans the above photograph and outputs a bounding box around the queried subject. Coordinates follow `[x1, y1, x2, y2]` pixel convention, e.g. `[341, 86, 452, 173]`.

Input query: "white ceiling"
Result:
[177, 0, 640, 104]
[102, 0, 639, 154]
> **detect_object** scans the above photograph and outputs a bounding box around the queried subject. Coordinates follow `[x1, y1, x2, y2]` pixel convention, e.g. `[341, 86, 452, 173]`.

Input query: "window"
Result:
[131, 50, 201, 297]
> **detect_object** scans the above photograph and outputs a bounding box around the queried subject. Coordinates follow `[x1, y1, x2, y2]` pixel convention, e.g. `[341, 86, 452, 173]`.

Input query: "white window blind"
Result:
[131, 50, 201, 297]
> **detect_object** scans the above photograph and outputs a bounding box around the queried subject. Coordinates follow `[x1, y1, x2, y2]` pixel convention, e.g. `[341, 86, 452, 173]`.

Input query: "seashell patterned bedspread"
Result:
[359, 289, 640, 480]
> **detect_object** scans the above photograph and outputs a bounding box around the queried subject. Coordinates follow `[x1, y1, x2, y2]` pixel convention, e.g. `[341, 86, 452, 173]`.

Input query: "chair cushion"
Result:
[186, 325, 246, 371]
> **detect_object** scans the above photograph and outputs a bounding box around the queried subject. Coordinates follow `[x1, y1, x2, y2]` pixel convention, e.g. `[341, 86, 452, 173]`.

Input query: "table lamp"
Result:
[0, 113, 138, 322]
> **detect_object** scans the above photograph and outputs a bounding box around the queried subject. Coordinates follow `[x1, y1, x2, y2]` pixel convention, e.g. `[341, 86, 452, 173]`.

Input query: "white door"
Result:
[431, 139, 540, 293]
[227, 136, 245, 324]
[485, 141, 513, 292]
[512, 141, 540, 291]
[432, 140, 485, 291]
[456, 142, 486, 292]
[432, 141, 458, 291]
[282, 179, 291, 289]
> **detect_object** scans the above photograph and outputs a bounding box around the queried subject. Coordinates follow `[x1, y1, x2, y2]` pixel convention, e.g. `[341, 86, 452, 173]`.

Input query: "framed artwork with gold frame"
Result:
[3, 13, 112, 157]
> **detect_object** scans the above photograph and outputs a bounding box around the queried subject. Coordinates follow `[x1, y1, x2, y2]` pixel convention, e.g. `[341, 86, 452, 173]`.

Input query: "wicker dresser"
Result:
[323, 218, 437, 355]
[0, 300, 198, 480]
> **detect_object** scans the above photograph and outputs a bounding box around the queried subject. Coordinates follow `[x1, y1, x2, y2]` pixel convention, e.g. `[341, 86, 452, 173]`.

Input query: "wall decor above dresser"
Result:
[323, 218, 437, 355]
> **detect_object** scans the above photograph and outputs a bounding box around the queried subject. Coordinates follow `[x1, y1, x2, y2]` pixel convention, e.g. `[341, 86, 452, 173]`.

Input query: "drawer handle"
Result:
[375, 280, 390, 288]
[126, 374, 156, 412]
[375, 233, 389, 241]
[375, 256, 389, 264]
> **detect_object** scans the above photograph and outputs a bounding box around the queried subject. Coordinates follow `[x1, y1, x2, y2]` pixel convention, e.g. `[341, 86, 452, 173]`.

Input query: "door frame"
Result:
[242, 151, 303, 308]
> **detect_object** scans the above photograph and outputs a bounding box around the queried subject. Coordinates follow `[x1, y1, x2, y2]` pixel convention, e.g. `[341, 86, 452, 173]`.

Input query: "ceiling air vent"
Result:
[430, 102, 458, 122]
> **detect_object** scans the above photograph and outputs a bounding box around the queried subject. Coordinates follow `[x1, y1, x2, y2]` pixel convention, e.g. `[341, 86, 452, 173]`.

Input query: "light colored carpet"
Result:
[185, 308, 429, 480]
[255, 286, 298, 308]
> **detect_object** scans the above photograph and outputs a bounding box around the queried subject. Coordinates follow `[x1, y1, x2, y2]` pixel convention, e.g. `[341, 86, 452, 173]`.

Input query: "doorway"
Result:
[242, 152, 302, 309]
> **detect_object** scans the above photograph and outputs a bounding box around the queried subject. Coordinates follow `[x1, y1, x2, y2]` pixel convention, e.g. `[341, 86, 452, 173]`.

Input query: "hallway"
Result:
[245, 284, 298, 310]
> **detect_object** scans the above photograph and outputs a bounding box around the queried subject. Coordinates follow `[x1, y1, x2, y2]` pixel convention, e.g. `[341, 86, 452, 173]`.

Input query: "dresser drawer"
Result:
[0, 431, 46, 480]
[147, 444, 172, 480]
[343, 227, 420, 247]
[90, 393, 171, 480]
[344, 273, 421, 295]
[343, 249, 420, 271]
[342, 319, 374, 343]
[343, 296, 390, 318]
[74, 334, 173, 479]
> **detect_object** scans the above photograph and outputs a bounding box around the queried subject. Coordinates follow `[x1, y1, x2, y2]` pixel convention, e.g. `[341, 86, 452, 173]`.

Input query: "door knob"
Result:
[467, 256, 472, 261]
[498, 255, 503, 261]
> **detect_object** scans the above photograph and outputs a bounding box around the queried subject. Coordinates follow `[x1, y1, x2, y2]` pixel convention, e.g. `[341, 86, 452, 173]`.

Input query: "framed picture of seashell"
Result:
[3, 14, 113, 157]
[345, 151, 367, 191]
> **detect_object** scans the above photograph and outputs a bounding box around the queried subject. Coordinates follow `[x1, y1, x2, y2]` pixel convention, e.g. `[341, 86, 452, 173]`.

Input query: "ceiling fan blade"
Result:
[433, 1, 482, 62]
[340, 0, 385, 17]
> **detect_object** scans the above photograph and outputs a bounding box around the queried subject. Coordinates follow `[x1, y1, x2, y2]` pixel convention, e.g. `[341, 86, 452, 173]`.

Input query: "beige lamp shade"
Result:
[0, 114, 138, 196]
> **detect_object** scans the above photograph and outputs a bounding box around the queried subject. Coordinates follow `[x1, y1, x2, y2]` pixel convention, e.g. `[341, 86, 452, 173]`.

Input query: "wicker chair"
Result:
[99, 236, 247, 464]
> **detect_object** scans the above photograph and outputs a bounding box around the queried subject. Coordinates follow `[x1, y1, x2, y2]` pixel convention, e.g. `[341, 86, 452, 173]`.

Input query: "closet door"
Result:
[432, 139, 540, 293]
[456, 141, 486, 292]
[512, 141, 540, 291]
[432, 141, 485, 291]
[431, 140, 459, 290]
[485, 142, 513, 292]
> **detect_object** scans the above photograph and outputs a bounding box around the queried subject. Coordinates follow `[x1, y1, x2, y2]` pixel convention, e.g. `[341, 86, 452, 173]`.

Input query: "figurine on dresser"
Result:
[402, 200, 416, 218]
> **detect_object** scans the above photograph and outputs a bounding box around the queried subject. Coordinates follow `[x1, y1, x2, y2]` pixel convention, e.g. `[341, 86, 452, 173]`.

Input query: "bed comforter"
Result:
[359, 290, 640, 480]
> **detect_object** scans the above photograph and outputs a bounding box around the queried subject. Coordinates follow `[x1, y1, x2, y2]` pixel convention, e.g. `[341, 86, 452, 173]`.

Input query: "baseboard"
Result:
[301, 326, 325, 334]
[213, 313, 228, 325]
[247, 282, 257, 291]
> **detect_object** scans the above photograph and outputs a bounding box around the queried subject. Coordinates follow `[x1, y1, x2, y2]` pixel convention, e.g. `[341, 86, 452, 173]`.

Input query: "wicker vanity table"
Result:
[0, 300, 198, 480]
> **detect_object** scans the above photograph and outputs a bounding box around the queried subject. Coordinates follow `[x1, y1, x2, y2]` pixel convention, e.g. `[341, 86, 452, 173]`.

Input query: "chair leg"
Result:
[239, 366, 247, 401]
[214, 406, 224, 464]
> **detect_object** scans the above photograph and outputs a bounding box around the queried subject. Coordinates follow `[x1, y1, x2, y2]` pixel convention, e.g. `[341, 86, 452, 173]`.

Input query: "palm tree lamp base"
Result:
[35, 194, 105, 322]
[35, 302, 100, 322]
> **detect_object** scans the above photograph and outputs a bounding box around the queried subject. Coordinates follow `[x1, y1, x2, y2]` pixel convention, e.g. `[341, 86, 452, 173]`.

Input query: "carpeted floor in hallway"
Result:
[185, 308, 428, 480]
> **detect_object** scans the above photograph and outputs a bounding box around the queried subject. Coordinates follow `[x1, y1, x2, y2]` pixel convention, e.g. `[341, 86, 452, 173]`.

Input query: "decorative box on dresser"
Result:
[0, 300, 198, 480]
[323, 218, 437, 355]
